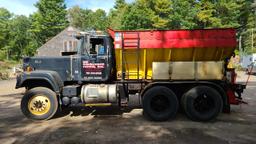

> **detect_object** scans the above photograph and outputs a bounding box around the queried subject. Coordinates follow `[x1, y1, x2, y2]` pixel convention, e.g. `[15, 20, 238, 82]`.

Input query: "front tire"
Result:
[21, 87, 58, 120]
[142, 86, 179, 121]
[181, 86, 223, 121]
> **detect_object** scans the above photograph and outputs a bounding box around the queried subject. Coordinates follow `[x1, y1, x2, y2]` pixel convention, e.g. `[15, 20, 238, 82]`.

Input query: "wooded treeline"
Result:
[0, 0, 255, 60]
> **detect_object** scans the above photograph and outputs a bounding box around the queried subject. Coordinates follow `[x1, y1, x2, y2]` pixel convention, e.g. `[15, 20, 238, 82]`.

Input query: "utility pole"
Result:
[239, 35, 244, 61]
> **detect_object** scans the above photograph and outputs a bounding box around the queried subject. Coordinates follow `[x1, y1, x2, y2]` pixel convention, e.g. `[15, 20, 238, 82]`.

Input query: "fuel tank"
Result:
[81, 84, 117, 104]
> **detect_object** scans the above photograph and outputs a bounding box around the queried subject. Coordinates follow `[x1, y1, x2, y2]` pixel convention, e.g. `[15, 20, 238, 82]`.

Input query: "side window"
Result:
[73, 41, 78, 51]
[63, 40, 78, 52]
[90, 38, 106, 55]
[63, 41, 68, 52]
[68, 41, 72, 51]
[62, 40, 78, 56]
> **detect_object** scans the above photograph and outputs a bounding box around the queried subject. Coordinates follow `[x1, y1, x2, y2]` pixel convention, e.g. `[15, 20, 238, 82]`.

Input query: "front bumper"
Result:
[15, 74, 22, 89]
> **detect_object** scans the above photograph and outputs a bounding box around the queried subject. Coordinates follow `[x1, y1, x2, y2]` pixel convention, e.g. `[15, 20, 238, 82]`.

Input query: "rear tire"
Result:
[142, 86, 179, 121]
[181, 86, 223, 121]
[21, 87, 58, 120]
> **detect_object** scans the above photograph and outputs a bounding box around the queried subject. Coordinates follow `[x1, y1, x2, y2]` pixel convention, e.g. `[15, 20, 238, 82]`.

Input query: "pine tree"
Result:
[0, 8, 12, 50]
[114, 0, 126, 9]
[170, 0, 198, 29]
[151, 0, 172, 29]
[68, 6, 86, 29]
[196, 0, 222, 28]
[215, 0, 242, 28]
[31, 0, 68, 45]
[8, 15, 31, 59]
[235, 0, 255, 54]
[108, 0, 128, 29]
[121, 1, 154, 30]
[91, 9, 108, 31]
[243, 12, 256, 53]
[121, 0, 172, 30]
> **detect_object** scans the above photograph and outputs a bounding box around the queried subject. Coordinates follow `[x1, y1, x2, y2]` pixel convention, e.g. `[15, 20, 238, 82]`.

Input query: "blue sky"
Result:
[0, 0, 134, 16]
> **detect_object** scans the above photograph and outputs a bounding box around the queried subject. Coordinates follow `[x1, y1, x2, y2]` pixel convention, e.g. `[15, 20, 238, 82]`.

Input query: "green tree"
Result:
[170, 0, 198, 29]
[8, 15, 31, 59]
[243, 1, 256, 54]
[0, 8, 12, 60]
[121, 0, 173, 30]
[215, 0, 242, 28]
[0, 0, 254, 60]
[68, 6, 86, 29]
[68, 6, 107, 31]
[0, 8, 12, 48]
[90, 9, 108, 31]
[151, 0, 172, 29]
[114, 0, 126, 9]
[79, 9, 94, 30]
[196, 0, 247, 28]
[0, 8, 11, 41]
[242, 12, 256, 53]
[196, 0, 222, 28]
[31, 0, 68, 46]
[108, 0, 128, 29]
[121, 1, 154, 30]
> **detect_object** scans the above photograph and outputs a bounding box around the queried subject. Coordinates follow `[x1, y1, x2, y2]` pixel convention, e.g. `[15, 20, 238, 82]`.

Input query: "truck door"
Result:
[81, 37, 111, 82]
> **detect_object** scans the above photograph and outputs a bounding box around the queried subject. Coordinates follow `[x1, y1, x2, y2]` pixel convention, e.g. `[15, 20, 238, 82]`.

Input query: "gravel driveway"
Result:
[0, 72, 256, 144]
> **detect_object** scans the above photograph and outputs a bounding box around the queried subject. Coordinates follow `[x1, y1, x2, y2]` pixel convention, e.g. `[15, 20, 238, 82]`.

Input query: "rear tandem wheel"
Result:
[142, 86, 179, 121]
[181, 86, 223, 121]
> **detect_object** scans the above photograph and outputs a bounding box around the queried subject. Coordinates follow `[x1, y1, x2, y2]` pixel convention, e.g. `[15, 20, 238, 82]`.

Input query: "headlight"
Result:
[26, 66, 34, 72]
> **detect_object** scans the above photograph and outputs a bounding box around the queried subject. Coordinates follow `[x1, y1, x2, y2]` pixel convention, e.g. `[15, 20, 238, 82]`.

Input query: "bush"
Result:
[0, 72, 9, 80]
[0, 51, 6, 61]
[0, 60, 19, 80]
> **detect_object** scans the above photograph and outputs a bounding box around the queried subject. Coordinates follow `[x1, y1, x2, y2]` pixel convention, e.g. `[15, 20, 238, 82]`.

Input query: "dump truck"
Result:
[16, 28, 246, 121]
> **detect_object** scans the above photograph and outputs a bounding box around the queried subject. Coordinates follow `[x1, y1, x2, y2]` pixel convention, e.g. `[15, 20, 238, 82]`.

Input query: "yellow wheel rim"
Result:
[28, 95, 51, 116]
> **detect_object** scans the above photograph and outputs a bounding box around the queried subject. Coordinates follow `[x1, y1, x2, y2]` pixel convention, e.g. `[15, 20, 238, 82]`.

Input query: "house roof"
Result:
[37, 26, 81, 52]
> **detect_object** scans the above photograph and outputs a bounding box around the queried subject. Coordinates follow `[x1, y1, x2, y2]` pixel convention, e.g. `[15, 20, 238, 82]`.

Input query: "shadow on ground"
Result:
[1, 77, 256, 144]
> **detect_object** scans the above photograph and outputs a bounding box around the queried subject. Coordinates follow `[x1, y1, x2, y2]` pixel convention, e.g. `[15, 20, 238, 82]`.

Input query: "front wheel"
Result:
[142, 86, 179, 121]
[21, 87, 58, 120]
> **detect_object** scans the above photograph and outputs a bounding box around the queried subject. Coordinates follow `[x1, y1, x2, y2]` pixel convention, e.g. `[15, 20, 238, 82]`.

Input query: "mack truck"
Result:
[16, 28, 246, 121]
